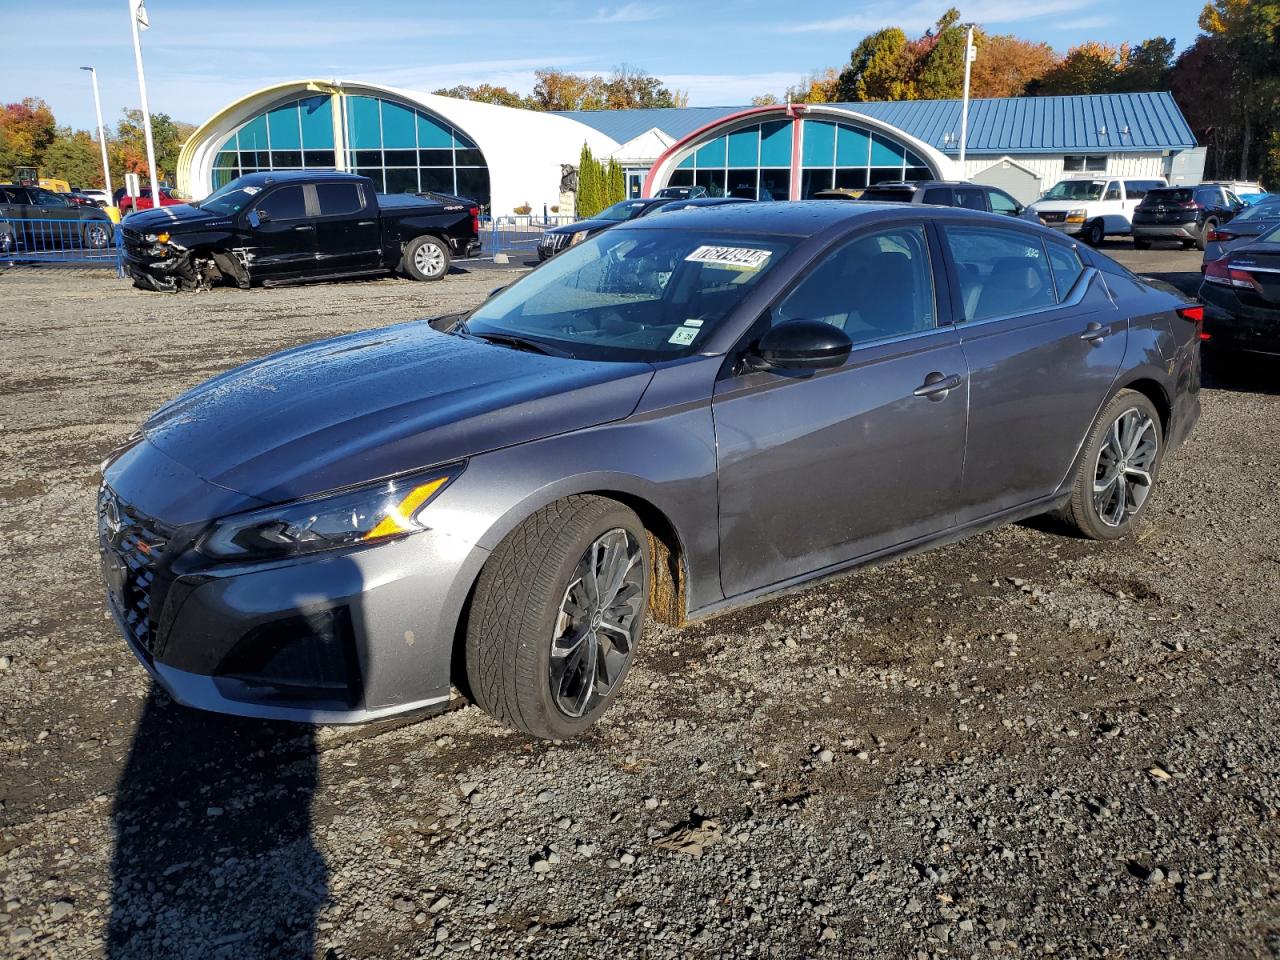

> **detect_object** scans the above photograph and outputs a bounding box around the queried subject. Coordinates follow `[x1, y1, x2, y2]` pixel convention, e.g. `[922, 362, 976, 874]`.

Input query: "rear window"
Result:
[316, 182, 364, 217]
[1235, 198, 1280, 222]
[1143, 188, 1193, 204]
[859, 188, 915, 202]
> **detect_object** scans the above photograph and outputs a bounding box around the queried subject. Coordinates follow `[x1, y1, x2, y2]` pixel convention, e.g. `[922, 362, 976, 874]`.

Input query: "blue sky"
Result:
[12, 0, 1205, 132]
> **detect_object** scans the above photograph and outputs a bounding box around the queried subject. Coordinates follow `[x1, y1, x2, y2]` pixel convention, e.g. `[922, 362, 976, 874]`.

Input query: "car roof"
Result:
[231, 170, 367, 187]
[622, 199, 1005, 236]
[864, 181, 977, 189]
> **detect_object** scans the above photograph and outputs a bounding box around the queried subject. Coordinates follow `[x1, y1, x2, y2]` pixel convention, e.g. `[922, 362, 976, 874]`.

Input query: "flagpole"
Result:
[128, 0, 160, 208]
[80, 66, 114, 199]
[958, 26, 975, 173]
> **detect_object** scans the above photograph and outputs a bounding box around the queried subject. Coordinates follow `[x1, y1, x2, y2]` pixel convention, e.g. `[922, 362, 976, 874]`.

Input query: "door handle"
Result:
[913, 372, 963, 400]
[293, 224, 315, 232]
[356, 220, 376, 226]
[1080, 321, 1107, 345]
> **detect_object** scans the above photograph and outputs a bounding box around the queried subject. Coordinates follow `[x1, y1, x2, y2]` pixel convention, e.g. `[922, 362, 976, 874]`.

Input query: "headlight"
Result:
[198, 464, 464, 560]
[144, 232, 171, 243]
[569, 230, 590, 246]
[1066, 209, 1087, 223]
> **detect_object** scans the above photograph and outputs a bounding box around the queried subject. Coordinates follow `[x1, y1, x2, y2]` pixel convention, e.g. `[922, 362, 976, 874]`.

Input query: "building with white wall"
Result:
[179, 84, 1202, 213]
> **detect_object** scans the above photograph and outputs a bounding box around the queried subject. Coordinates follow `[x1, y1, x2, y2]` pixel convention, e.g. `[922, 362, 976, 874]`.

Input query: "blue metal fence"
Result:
[482, 214, 577, 258]
[1, 217, 122, 268]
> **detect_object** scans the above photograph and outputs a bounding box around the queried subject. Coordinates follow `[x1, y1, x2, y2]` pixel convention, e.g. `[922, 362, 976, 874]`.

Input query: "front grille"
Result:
[540, 231, 571, 253]
[99, 487, 172, 658]
[1039, 212, 1067, 225]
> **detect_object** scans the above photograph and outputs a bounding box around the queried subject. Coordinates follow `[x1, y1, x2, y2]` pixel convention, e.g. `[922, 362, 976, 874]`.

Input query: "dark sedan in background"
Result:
[1200, 221, 1280, 354]
[537, 197, 674, 259]
[99, 202, 1200, 740]
[0, 183, 114, 252]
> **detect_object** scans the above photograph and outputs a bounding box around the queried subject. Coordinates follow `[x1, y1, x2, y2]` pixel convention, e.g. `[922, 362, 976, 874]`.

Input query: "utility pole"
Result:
[127, 0, 160, 208]
[958, 26, 976, 174]
[80, 67, 113, 198]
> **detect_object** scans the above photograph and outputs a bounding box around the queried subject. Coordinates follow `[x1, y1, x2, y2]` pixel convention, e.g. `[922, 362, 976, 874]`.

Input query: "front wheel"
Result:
[1133, 237, 1152, 250]
[1083, 219, 1105, 246]
[403, 235, 450, 281]
[465, 496, 650, 739]
[1060, 390, 1163, 540]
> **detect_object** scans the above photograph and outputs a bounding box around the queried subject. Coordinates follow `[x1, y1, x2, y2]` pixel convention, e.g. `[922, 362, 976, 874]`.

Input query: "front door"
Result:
[245, 184, 316, 282]
[940, 224, 1126, 522]
[713, 223, 969, 598]
[312, 180, 381, 274]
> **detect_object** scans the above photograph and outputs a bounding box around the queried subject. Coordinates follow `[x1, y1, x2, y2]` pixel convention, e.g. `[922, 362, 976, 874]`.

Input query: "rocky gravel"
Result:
[1, 251, 1278, 959]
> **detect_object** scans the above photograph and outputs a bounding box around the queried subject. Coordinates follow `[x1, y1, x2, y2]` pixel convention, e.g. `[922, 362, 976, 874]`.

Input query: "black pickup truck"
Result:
[122, 170, 482, 291]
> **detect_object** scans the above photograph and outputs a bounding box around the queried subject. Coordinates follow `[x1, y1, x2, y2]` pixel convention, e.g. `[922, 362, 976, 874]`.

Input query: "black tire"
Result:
[465, 496, 650, 740]
[1133, 237, 1152, 250]
[1060, 389, 1163, 541]
[1197, 220, 1216, 252]
[82, 220, 112, 250]
[402, 235, 450, 281]
[1084, 219, 1105, 246]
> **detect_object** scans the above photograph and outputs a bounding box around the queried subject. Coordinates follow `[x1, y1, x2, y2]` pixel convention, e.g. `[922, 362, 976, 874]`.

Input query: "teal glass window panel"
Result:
[727, 128, 759, 168]
[676, 152, 695, 170]
[347, 96, 382, 150]
[237, 114, 269, 152]
[694, 136, 726, 168]
[453, 129, 478, 149]
[759, 120, 791, 167]
[266, 103, 301, 150]
[802, 120, 836, 167]
[298, 96, 334, 149]
[871, 133, 905, 166]
[416, 111, 452, 148]
[906, 150, 927, 168]
[214, 150, 237, 168]
[380, 100, 417, 148]
[836, 124, 870, 167]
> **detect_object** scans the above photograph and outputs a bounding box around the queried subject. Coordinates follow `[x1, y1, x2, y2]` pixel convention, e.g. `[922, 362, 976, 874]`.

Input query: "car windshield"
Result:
[463, 228, 794, 361]
[1042, 180, 1106, 201]
[194, 178, 263, 215]
[1235, 196, 1280, 222]
[595, 200, 654, 222]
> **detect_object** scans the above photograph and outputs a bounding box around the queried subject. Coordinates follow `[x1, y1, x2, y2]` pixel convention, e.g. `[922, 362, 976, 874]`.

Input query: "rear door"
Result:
[712, 222, 969, 596]
[312, 181, 381, 274]
[942, 224, 1125, 522]
[244, 184, 316, 282]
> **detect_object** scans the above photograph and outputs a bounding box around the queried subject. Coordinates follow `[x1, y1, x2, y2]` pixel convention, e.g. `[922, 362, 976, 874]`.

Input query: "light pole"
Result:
[80, 67, 113, 198]
[127, 0, 160, 208]
[958, 27, 976, 173]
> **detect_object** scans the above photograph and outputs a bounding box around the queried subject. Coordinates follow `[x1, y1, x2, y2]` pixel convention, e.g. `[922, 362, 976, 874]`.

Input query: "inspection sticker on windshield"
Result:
[685, 245, 772, 271]
[668, 326, 700, 345]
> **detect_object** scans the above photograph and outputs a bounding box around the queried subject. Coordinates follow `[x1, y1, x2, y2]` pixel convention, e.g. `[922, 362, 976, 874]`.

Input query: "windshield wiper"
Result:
[459, 325, 571, 358]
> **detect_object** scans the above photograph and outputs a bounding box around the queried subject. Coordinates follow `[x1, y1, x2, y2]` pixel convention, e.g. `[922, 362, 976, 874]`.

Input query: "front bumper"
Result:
[99, 451, 490, 724]
[1036, 218, 1084, 236]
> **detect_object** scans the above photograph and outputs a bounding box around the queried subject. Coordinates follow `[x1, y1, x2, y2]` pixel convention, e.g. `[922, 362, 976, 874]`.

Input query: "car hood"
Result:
[122, 204, 228, 231]
[1027, 200, 1095, 213]
[141, 321, 655, 504]
[548, 218, 616, 235]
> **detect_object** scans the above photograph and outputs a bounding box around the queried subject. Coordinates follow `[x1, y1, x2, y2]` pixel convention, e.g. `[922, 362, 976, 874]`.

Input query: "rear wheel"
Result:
[1061, 390, 1163, 541]
[1197, 220, 1217, 252]
[1133, 237, 1152, 250]
[465, 496, 650, 739]
[82, 220, 111, 250]
[403, 235, 450, 281]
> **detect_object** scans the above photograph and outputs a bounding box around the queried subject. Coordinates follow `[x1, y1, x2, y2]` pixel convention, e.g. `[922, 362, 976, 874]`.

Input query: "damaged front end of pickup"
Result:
[124, 230, 250, 292]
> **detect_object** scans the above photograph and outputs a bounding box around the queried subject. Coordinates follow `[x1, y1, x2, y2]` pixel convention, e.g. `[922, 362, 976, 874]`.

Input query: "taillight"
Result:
[1176, 304, 1210, 341]
[469, 205, 480, 236]
[1205, 228, 1236, 243]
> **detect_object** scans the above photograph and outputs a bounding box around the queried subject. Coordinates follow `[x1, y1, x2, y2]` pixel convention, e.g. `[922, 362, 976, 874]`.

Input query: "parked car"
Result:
[1200, 195, 1280, 268]
[1132, 185, 1245, 250]
[650, 197, 753, 214]
[0, 183, 114, 251]
[119, 187, 188, 215]
[1199, 222, 1280, 354]
[812, 188, 863, 200]
[537, 197, 674, 260]
[1202, 181, 1269, 205]
[855, 180, 1032, 219]
[98, 202, 1201, 738]
[72, 188, 112, 207]
[654, 185, 709, 200]
[121, 171, 481, 291]
[1026, 177, 1167, 245]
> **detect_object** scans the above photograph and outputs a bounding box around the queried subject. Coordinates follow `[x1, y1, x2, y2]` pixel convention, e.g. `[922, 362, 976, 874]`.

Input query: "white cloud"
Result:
[591, 3, 664, 23]
[784, 0, 1101, 34]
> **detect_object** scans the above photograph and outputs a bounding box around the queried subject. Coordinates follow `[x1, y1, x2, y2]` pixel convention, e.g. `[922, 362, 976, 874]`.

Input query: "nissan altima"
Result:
[98, 202, 1201, 739]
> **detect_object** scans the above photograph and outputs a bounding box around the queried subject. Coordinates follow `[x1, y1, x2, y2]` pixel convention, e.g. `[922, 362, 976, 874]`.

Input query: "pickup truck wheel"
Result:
[465, 496, 650, 740]
[404, 235, 450, 281]
[1084, 219, 1105, 246]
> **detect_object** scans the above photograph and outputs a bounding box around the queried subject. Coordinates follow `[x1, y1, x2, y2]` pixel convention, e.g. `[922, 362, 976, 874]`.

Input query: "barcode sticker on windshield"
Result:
[685, 245, 772, 271]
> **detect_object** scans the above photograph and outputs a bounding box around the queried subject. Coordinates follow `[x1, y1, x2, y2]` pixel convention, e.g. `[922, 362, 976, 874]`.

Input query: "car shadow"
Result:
[107, 689, 326, 960]
[1202, 348, 1280, 396]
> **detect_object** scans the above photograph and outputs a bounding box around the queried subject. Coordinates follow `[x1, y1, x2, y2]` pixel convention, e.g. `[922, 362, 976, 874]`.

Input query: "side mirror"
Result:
[750, 319, 852, 372]
[248, 209, 269, 227]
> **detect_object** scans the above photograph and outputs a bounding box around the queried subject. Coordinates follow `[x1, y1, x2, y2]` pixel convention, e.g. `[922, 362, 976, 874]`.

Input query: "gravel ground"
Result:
[1, 248, 1278, 960]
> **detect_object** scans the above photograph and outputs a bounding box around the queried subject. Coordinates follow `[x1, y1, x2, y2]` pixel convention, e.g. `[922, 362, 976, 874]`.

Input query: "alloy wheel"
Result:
[413, 242, 445, 277]
[1092, 407, 1158, 527]
[549, 527, 644, 718]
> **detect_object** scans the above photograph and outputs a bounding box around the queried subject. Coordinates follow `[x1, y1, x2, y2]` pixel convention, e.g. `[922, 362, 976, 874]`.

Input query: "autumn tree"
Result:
[970, 35, 1059, 98]
[532, 67, 686, 111]
[913, 8, 973, 101]
[40, 129, 104, 187]
[1197, 0, 1280, 180]
[785, 68, 841, 104]
[835, 28, 915, 101]
[109, 109, 193, 186]
[751, 93, 780, 106]
[0, 98, 57, 173]
[1034, 41, 1127, 95]
[432, 84, 531, 108]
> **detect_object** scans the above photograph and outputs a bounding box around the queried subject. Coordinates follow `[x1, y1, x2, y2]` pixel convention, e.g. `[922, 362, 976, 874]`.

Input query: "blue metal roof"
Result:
[555, 92, 1196, 155]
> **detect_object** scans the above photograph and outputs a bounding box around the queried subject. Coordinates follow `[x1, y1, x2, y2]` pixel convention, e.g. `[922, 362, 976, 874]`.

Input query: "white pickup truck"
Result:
[1026, 176, 1167, 246]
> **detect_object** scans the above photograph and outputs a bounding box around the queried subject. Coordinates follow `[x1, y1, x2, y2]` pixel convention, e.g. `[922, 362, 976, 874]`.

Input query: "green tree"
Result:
[1113, 37, 1178, 92]
[1198, 0, 1280, 179]
[914, 9, 973, 101]
[41, 129, 105, 187]
[111, 109, 194, 185]
[1034, 41, 1127, 95]
[836, 27, 915, 101]
[577, 143, 600, 218]
[604, 158, 625, 205]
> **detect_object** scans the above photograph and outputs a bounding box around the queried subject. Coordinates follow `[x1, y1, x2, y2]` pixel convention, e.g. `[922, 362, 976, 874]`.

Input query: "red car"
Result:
[118, 188, 186, 214]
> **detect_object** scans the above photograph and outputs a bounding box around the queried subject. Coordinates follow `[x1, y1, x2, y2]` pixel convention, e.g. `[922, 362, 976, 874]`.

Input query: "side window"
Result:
[955, 188, 987, 211]
[316, 182, 365, 217]
[34, 189, 69, 207]
[1045, 242, 1085, 300]
[255, 185, 308, 221]
[1193, 188, 1218, 207]
[944, 226, 1056, 321]
[772, 225, 936, 345]
[1103, 182, 1121, 201]
[1123, 180, 1149, 201]
[921, 187, 952, 206]
[1227, 191, 1243, 207]
[988, 190, 1020, 216]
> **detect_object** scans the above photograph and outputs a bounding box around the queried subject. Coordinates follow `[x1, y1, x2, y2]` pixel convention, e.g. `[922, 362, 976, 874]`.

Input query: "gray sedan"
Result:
[99, 202, 1201, 739]
[1201, 195, 1280, 267]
